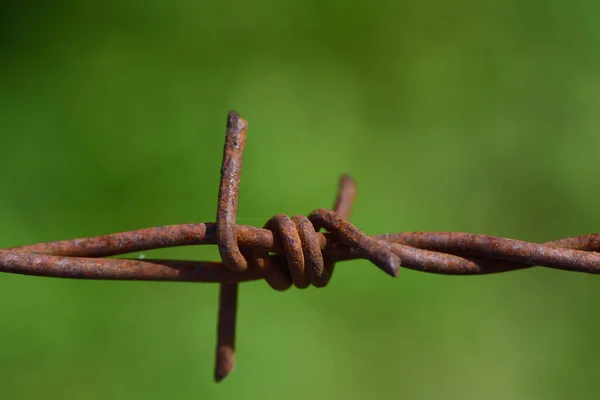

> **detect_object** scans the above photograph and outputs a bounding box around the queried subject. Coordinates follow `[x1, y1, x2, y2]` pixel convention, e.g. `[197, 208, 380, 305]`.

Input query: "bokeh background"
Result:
[1, 1, 600, 399]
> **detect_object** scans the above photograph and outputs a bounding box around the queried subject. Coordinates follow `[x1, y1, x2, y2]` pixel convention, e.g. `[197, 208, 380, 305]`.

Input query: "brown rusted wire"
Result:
[2, 111, 600, 383]
[214, 112, 247, 381]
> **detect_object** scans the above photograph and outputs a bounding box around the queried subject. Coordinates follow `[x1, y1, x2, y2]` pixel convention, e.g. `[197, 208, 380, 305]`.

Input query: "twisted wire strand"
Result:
[382, 232, 600, 272]
[4, 228, 600, 278]
[2, 111, 600, 383]
[6, 226, 600, 276]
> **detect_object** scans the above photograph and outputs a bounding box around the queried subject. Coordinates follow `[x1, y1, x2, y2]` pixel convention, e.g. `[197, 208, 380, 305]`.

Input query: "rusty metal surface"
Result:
[217, 111, 248, 273]
[214, 282, 238, 382]
[214, 111, 246, 381]
[2, 111, 600, 382]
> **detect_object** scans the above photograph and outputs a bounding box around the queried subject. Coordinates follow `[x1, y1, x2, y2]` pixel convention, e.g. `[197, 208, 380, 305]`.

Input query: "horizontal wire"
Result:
[2, 224, 600, 282]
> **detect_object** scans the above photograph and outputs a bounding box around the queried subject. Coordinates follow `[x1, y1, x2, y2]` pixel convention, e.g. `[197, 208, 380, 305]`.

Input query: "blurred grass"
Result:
[1, 1, 600, 399]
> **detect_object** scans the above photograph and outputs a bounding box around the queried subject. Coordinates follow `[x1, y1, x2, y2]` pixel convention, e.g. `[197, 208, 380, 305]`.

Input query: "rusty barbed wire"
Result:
[2, 111, 600, 382]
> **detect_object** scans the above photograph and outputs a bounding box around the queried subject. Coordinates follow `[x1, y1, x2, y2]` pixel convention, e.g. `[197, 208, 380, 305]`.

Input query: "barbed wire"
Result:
[2, 111, 600, 382]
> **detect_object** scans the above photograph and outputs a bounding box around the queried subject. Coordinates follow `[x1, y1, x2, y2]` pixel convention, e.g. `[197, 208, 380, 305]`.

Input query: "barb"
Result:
[214, 111, 248, 381]
[2, 112, 600, 383]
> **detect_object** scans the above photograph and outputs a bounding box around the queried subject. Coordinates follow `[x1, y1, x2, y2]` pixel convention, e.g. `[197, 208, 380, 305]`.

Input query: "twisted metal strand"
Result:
[371, 232, 600, 274]
[6, 228, 600, 276]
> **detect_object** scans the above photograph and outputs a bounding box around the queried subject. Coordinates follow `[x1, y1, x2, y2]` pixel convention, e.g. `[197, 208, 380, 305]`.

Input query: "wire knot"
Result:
[244, 209, 399, 291]
[254, 213, 332, 290]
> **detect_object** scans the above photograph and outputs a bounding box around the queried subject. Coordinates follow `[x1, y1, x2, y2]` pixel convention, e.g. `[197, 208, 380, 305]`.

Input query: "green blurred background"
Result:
[1, 1, 600, 399]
